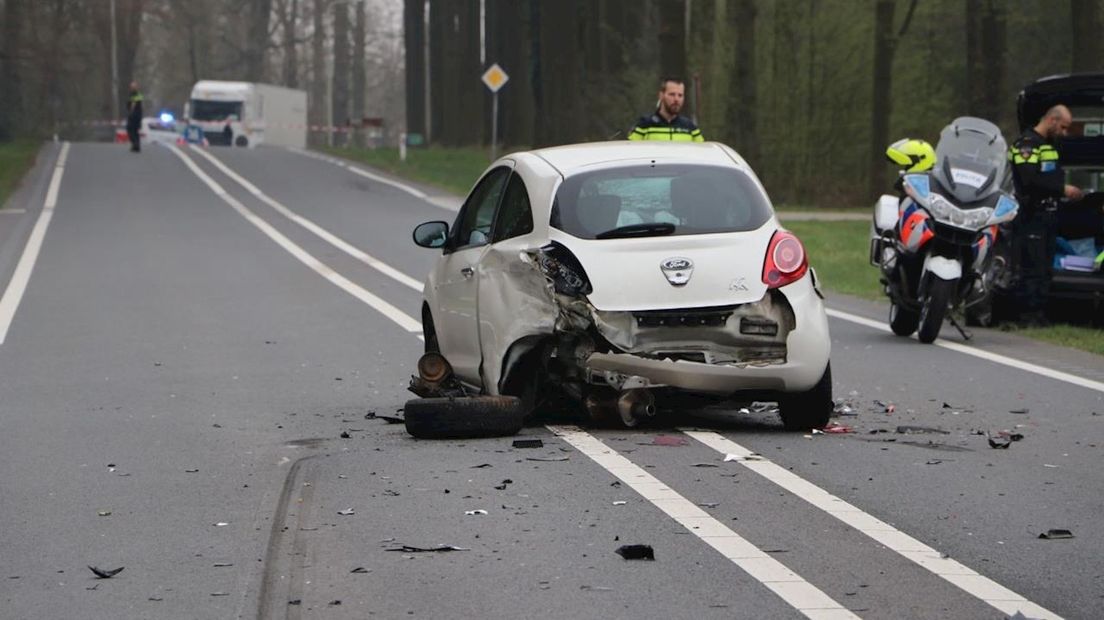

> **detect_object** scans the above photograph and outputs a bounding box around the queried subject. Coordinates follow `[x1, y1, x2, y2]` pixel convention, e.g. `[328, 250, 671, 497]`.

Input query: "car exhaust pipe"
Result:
[617, 389, 656, 428]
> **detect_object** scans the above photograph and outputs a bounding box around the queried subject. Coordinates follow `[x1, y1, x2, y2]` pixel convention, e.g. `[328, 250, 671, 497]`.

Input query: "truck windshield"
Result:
[191, 100, 243, 121]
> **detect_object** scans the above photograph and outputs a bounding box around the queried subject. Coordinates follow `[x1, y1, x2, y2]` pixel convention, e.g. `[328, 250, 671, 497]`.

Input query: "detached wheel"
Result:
[404, 396, 524, 439]
[889, 302, 919, 336]
[917, 278, 956, 343]
[778, 363, 832, 431]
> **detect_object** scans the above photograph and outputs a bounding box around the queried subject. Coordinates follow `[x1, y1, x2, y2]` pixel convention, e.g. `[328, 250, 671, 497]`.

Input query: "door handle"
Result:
[460, 267, 474, 278]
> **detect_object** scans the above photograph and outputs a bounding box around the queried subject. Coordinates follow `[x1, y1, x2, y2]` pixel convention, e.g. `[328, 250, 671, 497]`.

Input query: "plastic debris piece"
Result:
[652, 435, 687, 447]
[213, 522, 229, 527]
[329, 600, 342, 606]
[386, 545, 470, 553]
[616, 544, 655, 560]
[580, 585, 614, 591]
[987, 436, 1012, 449]
[612, 501, 627, 506]
[897, 425, 949, 435]
[1010, 408, 1029, 414]
[526, 456, 569, 462]
[811, 429, 824, 435]
[337, 508, 356, 516]
[213, 563, 233, 567]
[512, 439, 544, 449]
[724, 453, 762, 462]
[925, 459, 943, 465]
[97, 510, 112, 517]
[471, 463, 493, 468]
[691, 463, 719, 467]
[340, 431, 351, 439]
[288, 599, 301, 606]
[493, 479, 513, 490]
[351, 567, 370, 573]
[88, 566, 124, 579]
[184, 469, 199, 473]
[464, 509, 488, 516]
[1038, 529, 1074, 540]
[365, 411, 404, 424]
[822, 423, 853, 434]
[699, 502, 719, 508]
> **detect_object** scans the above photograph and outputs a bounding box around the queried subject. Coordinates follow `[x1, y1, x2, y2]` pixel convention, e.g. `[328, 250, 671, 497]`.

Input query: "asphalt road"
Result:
[0, 141, 1101, 620]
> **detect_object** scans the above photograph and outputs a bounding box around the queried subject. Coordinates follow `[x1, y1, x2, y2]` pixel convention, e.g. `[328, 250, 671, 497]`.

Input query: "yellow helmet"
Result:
[886, 138, 936, 172]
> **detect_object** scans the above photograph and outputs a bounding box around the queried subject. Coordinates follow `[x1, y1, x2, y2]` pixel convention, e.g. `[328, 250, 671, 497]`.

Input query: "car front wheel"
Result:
[778, 363, 832, 431]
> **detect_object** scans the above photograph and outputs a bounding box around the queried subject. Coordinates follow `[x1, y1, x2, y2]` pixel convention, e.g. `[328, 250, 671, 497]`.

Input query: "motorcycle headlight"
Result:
[926, 193, 993, 230]
[927, 194, 953, 219]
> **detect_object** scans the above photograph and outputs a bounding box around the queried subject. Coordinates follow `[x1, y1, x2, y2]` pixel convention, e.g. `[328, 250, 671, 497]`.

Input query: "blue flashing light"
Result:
[159, 111, 175, 124]
[994, 194, 1018, 219]
[904, 174, 930, 200]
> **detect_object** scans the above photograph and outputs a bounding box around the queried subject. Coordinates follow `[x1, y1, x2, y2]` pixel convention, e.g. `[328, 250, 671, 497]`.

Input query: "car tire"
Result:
[889, 302, 919, 336]
[235, 135, 248, 147]
[778, 363, 832, 431]
[403, 396, 524, 439]
[917, 278, 955, 343]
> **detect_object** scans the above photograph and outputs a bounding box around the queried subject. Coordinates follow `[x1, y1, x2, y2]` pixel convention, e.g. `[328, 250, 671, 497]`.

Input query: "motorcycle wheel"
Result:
[889, 302, 919, 336]
[917, 278, 956, 343]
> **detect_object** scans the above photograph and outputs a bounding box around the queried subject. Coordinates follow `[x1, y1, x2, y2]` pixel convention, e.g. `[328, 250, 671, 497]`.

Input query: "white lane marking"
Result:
[285, 147, 463, 212]
[0, 142, 70, 345]
[548, 425, 861, 620]
[825, 308, 1104, 395]
[188, 147, 424, 292]
[683, 430, 1063, 620]
[164, 144, 422, 333]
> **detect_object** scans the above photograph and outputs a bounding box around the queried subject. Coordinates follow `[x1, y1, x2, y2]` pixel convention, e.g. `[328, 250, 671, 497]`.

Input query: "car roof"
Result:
[528, 141, 742, 176]
[1017, 72, 1104, 130]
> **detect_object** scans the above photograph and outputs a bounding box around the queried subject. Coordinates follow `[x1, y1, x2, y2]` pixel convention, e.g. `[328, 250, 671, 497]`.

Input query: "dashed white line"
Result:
[825, 308, 1104, 395]
[164, 143, 422, 334]
[188, 147, 425, 292]
[0, 142, 69, 345]
[682, 429, 1063, 620]
[548, 425, 861, 619]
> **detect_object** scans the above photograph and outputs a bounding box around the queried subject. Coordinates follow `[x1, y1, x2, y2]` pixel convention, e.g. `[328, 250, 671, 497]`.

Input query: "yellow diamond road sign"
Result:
[482, 63, 509, 93]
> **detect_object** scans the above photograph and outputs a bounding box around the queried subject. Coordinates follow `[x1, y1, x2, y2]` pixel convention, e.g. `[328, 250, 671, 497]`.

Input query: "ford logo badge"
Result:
[660, 257, 693, 286]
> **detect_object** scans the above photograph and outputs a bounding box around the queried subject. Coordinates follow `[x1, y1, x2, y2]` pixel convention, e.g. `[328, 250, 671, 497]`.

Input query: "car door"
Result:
[432, 165, 512, 386]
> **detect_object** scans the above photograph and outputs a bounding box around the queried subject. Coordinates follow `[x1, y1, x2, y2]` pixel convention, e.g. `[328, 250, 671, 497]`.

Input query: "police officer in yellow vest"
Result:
[1009, 104, 1083, 326]
[628, 77, 704, 142]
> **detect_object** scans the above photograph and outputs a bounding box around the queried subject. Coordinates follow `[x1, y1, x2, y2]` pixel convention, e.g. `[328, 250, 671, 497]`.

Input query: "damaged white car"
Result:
[408, 141, 832, 433]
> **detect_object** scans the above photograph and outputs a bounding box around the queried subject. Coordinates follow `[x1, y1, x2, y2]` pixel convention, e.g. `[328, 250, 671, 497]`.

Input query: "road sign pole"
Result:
[491, 92, 498, 162]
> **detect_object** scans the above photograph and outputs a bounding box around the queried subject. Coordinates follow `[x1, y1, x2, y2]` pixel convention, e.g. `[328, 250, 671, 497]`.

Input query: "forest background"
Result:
[1, 0, 1101, 205]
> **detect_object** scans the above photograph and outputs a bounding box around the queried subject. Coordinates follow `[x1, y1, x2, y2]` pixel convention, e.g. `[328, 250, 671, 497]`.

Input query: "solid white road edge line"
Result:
[0, 142, 70, 345]
[548, 425, 861, 620]
[825, 308, 1104, 395]
[285, 147, 462, 212]
[189, 147, 424, 292]
[164, 144, 421, 333]
[682, 430, 1063, 620]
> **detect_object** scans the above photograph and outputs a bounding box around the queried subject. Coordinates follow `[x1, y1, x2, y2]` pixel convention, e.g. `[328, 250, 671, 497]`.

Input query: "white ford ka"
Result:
[410, 141, 832, 431]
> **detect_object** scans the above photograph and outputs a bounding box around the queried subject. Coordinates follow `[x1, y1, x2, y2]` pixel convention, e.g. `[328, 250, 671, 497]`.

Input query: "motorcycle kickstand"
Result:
[948, 314, 972, 340]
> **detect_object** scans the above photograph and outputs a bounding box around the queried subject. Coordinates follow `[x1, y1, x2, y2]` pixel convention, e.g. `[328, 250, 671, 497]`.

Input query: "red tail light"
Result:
[761, 230, 808, 289]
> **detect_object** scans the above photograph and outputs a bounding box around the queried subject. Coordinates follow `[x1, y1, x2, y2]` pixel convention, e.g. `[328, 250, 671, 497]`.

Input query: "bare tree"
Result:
[403, 0, 426, 139]
[657, 0, 686, 80]
[1071, 0, 1102, 72]
[333, 0, 350, 142]
[353, 0, 366, 145]
[310, 0, 328, 142]
[277, 0, 302, 87]
[727, 0, 759, 166]
[868, 0, 918, 199]
[245, 0, 274, 81]
[0, 0, 26, 138]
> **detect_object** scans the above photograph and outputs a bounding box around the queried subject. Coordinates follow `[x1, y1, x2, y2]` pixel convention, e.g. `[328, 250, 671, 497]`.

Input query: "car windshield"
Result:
[932, 117, 1009, 202]
[550, 164, 772, 239]
[191, 99, 243, 121]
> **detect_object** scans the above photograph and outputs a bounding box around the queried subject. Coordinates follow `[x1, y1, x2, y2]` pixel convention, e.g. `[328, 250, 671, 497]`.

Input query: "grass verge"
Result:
[0, 141, 41, 208]
[321, 145, 1104, 357]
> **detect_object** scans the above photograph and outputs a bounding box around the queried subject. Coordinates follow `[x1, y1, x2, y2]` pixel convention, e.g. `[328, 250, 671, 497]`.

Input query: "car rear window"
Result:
[550, 164, 772, 239]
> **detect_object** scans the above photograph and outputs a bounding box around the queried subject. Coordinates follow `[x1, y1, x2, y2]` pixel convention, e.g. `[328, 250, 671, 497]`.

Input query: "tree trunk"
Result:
[979, 1, 1005, 125]
[868, 0, 896, 200]
[332, 0, 350, 145]
[353, 0, 366, 146]
[1071, 0, 1102, 72]
[657, 0, 686, 80]
[281, 0, 300, 87]
[536, 0, 580, 146]
[310, 0, 327, 144]
[727, 0, 758, 166]
[488, 0, 533, 147]
[246, 0, 273, 82]
[457, 0, 482, 146]
[0, 0, 25, 139]
[403, 0, 426, 140]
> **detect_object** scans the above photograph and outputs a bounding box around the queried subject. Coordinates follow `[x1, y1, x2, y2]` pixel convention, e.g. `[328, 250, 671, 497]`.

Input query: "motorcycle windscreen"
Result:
[933, 117, 1011, 204]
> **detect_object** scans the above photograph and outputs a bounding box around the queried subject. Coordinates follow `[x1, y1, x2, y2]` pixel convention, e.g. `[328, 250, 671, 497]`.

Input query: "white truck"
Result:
[184, 80, 307, 148]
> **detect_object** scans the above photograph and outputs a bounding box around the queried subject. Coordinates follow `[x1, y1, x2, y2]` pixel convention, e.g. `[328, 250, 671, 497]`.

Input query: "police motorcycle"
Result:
[870, 117, 1020, 343]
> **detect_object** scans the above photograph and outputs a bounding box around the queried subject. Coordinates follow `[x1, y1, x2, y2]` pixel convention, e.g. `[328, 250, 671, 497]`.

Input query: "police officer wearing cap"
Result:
[1008, 104, 1084, 326]
[628, 77, 704, 142]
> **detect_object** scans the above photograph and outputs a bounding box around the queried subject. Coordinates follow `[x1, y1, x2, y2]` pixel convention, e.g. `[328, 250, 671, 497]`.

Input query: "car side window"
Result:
[453, 167, 510, 249]
[492, 172, 534, 242]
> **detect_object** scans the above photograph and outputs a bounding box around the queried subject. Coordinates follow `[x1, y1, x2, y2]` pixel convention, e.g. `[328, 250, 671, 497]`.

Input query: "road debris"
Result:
[365, 410, 404, 424]
[580, 585, 614, 591]
[987, 435, 1012, 449]
[213, 563, 233, 567]
[386, 545, 470, 553]
[340, 431, 351, 439]
[612, 501, 627, 506]
[88, 566, 124, 579]
[337, 508, 356, 516]
[512, 439, 544, 449]
[288, 599, 301, 605]
[691, 463, 719, 467]
[1038, 529, 1074, 540]
[615, 544, 655, 560]
[822, 423, 853, 434]
[724, 453, 763, 462]
[1009, 408, 1030, 415]
[351, 567, 371, 573]
[464, 509, 488, 516]
[652, 435, 687, 447]
[97, 510, 111, 517]
[526, 456, 569, 462]
[493, 479, 513, 490]
[184, 469, 199, 473]
[471, 463, 493, 468]
[699, 502, 720, 508]
[213, 522, 229, 527]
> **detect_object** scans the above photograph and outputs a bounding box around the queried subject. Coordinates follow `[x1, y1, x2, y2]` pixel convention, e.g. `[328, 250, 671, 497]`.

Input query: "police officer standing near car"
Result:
[126, 80, 144, 153]
[628, 77, 704, 142]
[1009, 104, 1084, 326]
